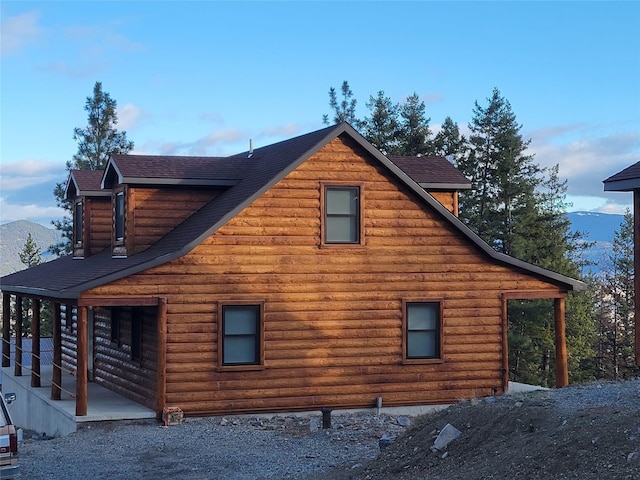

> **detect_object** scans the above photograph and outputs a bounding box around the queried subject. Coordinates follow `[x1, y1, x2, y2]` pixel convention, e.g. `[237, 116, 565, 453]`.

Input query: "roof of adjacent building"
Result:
[0, 122, 586, 298]
[603, 161, 640, 192]
[388, 156, 471, 189]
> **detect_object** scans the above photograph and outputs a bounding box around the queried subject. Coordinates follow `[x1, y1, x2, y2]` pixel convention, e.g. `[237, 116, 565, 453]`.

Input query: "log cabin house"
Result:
[604, 161, 640, 366]
[1, 122, 585, 419]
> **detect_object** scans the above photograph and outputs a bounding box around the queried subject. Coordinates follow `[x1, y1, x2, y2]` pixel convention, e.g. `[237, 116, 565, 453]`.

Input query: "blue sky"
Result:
[1, 1, 638, 227]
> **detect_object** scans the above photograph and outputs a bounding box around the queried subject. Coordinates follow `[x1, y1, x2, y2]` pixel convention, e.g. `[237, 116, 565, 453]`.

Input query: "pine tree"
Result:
[600, 210, 637, 379]
[18, 234, 53, 336]
[360, 91, 400, 155]
[396, 93, 432, 156]
[433, 116, 466, 160]
[51, 82, 134, 255]
[19, 233, 42, 268]
[322, 81, 359, 126]
[458, 88, 541, 255]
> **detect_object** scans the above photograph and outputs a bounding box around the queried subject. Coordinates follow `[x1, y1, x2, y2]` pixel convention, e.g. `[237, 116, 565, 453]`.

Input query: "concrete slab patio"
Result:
[1, 365, 156, 437]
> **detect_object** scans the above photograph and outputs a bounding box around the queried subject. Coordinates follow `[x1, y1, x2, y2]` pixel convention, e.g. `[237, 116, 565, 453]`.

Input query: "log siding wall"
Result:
[88, 198, 112, 255]
[129, 187, 222, 254]
[86, 135, 564, 415]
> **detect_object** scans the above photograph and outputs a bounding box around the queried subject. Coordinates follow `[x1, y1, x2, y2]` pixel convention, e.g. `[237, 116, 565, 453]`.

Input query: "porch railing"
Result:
[1, 337, 76, 399]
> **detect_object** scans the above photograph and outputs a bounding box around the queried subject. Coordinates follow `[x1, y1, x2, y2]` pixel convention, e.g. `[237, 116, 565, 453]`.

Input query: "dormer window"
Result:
[74, 200, 83, 246]
[115, 191, 125, 242]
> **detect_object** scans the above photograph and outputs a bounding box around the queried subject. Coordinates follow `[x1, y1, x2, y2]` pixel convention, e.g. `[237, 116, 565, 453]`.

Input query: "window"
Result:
[322, 184, 363, 245]
[74, 200, 83, 245]
[219, 303, 264, 369]
[403, 301, 443, 362]
[115, 191, 125, 241]
[110, 308, 120, 345]
[131, 307, 142, 362]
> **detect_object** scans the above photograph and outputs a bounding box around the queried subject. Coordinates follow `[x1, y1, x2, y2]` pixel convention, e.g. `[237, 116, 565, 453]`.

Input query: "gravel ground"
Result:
[20, 410, 412, 479]
[19, 378, 640, 480]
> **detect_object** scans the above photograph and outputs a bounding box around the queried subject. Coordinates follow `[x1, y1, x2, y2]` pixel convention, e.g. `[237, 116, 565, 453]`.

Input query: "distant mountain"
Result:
[566, 211, 625, 244]
[0, 220, 61, 277]
[566, 211, 625, 274]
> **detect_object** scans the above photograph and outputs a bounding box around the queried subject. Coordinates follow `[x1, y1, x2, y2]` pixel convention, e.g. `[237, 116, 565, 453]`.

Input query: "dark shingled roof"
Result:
[105, 154, 254, 186]
[388, 156, 471, 189]
[65, 170, 108, 198]
[0, 123, 586, 299]
[603, 161, 640, 191]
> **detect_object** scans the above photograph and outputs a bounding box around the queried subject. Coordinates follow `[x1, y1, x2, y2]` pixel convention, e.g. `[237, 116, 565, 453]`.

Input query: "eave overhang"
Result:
[603, 178, 640, 192]
[419, 182, 472, 190]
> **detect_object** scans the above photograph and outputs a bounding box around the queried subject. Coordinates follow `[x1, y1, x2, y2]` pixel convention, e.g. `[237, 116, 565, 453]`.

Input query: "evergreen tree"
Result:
[51, 82, 134, 255]
[396, 93, 432, 156]
[433, 116, 467, 160]
[458, 88, 598, 385]
[19, 233, 42, 268]
[18, 234, 53, 336]
[600, 210, 637, 379]
[458, 87, 539, 255]
[360, 91, 400, 155]
[322, 80, 359, 126]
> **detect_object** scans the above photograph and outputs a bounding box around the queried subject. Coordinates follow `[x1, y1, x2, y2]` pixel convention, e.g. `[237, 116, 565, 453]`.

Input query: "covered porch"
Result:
[1, 292, 165, 437]
[2, 364, 155, 437]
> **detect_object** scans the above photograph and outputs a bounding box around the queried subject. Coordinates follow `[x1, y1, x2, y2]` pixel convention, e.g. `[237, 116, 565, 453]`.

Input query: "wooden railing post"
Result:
[31, 298, 41, 388]
[51, 302, 62, 400]
[14, 296, 22, 377]
[76, 306, 88, 416]
[554, 297, 569, 387]
[2, 293, 10, 367]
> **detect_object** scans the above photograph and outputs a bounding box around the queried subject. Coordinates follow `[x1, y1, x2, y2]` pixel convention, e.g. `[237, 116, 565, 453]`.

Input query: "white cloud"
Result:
[0, 10, 41, 56]
[0, 196, 65, 224]
[117, 103, 147, 130]
[527, 123, 639, 211]
[0, 160, 65, 191]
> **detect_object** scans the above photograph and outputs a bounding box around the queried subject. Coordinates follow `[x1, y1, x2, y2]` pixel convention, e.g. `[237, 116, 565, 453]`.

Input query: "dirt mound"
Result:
[321, 380, 640, 480]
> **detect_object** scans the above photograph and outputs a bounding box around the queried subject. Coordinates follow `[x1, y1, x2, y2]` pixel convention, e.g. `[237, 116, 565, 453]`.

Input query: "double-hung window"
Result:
[322, 184, 363, 246]
[219, 303, 264, 370]
[403, 300, 443, 363]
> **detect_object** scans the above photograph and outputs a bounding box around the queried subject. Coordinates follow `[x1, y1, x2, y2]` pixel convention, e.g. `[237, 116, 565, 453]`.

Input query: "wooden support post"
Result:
[500, 294, 509, 393]
[14, 296, 22, 377]
[554, 297, 569, 388]
[156, 298, 167, 417]
[51, 303, 62, 400]
[1, 293, 10, 368]
[31, 298, 41, 388]
[76, 306, 88, 416]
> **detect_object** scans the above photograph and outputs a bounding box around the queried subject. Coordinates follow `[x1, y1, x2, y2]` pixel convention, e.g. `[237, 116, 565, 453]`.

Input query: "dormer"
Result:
[65, 169, 111, 258]
[100, 154, 251, 257]
[388, 156, 471, 216]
